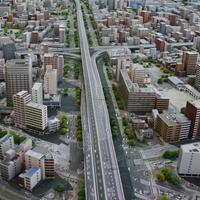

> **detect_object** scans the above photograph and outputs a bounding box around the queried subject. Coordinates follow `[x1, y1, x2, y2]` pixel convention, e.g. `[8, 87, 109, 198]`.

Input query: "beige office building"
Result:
[25, 102, 48, 134]
[13, 91, 31, 129]
[5, 58, 32, 106]
[25, 146, 54, 180]
[129, 63, 146, 87]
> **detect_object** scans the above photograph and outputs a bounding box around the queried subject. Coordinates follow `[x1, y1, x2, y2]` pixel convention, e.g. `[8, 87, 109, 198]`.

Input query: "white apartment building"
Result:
[0, 149, 23, 180]
[32, 82, 43, 104]
[19, 166, 41, 191]
[13, 91, 31, 129]
[178, 142, 200, 177]
[0, 134, 14, 160]
[25, 102, 48, 134]
[44, 65, 57, 95]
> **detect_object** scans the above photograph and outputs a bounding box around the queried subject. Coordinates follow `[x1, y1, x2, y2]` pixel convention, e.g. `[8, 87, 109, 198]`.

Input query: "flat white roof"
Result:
[32, 82, 42, 90]
[25, 149, 44, 159]
[181, 142, 200, 153]
[26, 101, 46, 110]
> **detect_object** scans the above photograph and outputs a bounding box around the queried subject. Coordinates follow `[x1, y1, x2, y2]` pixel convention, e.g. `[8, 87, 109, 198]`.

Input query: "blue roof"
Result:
[25, 167, 40, 178]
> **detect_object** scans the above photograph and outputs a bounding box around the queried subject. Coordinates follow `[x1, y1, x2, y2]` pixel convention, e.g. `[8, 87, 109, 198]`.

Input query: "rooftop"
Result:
[189, 100, 200, 108]
[181, 142, 200, 153]
[32, 82, 42, 90]
[168, 76, 184, 86]
[25, 149, 44, 160]
[26, 101, 47, 110]
[25, 167, 40, 178]
[0, 134, 11, 144]
[33, 145, 49, 156]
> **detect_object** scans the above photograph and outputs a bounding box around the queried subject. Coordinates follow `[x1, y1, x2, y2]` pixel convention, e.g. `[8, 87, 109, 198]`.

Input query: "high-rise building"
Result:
[0, 59, 5, 80]
[13, 91, 31, 129]
[119, 70, 156, 113]
[140, 10, 149, 23]
[59, 25, 66, 44]
[155, 38, 165, 52]
[31, 31, 39, 44]
[43, 53, 58, 70]
[195, 65, 200, 91]
[185, 100, 200, 139]
[25, 102, 48, 134]
[0, 37, 16, 61]
[5, 58, 32, 106]
[193, 36, 200, 52]
[44, 65, 57, 95]
[0, 134, 14, 160]
[169, 14, 176, 26]
[44, 10, 49, 20]
[32, 82, 43, 104]
[182, 51, 198, 75]
[57, 55, 64, 82]
[43, 53, 63, 82]
[178, 142, 200, 177]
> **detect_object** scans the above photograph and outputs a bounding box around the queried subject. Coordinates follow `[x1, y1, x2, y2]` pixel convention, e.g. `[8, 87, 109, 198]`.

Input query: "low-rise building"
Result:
[48, 118, 60, 133]
[0, 134, 14, 160]
[18, 167, 41, 191]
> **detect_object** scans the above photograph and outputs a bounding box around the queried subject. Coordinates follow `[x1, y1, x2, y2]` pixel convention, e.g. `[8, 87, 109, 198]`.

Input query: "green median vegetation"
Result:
[110, 117, 118, 138]
[112, 84, 125, 110]
[76, 116, 82, 142]
[103, 87, 111, 108]
[87, 32, 93, 46]
[64, 63, 70, 78]
[106, 68, 112, 80]
[59, 115, 69, 135]
[156, 167, 181, 187]
[74, 61, 81, 79]
[124, 127, 137, 147]
[162, 150, 179, 160]
[75, 87, 81, 106]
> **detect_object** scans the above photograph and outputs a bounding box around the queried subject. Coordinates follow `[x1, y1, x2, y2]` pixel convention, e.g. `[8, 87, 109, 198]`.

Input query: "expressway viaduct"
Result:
[76, 0, 125, 199]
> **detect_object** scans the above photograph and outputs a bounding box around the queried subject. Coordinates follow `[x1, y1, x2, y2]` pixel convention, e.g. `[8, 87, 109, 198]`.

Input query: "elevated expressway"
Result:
[76, 0, 125, 199]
